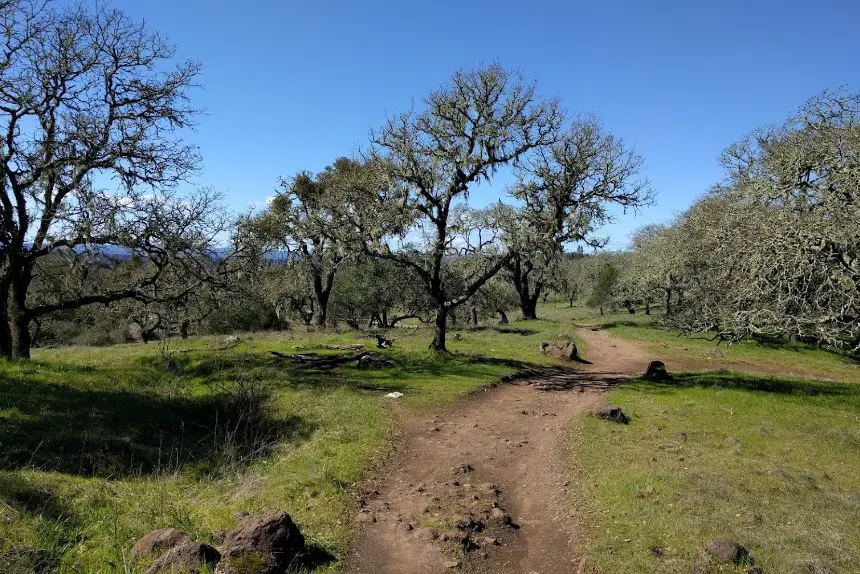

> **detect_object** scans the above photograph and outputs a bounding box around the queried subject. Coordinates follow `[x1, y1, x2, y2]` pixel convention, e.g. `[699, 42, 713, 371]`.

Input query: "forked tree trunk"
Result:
[510, 256, 540, 320]
[311, 270, 335, 327]
[311, 292, 329, 327]
[520, 292, 539, 320]
[470, 306, 478, 326]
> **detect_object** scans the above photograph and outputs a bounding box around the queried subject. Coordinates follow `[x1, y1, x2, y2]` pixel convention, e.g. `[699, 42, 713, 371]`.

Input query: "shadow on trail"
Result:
[291, 540, 338, 572]
[594, 320, 642, 330]
[525, 370, 631, 392]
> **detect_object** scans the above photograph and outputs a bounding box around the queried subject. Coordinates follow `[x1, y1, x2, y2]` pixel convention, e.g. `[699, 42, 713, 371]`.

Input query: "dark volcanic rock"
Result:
[146, 542, 220, 574]
[215, 511, 305, 574]
[705, 538, 750, 564]
[644, 360, 671, 380]
[131, 528, 192, 560]
[591, 403, 630, 424]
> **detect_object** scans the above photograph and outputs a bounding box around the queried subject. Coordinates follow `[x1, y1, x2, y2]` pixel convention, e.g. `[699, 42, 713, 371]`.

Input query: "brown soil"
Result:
[346, 327, 657, 573]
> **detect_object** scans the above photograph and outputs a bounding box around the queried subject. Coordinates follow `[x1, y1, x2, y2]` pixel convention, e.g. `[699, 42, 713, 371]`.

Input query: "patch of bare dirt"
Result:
[346, 328, 656, 573]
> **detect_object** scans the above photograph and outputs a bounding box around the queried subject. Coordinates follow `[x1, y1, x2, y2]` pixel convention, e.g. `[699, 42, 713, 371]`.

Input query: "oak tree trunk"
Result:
[311, 270, 335, 327]
[431, 305, 448, 351]
[0, 277, 12, 359]
[9, 267, 32, 359]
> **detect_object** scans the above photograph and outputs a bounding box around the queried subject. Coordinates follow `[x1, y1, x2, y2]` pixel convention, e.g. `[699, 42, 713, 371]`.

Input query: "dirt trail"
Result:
[346, 328, 656, 574]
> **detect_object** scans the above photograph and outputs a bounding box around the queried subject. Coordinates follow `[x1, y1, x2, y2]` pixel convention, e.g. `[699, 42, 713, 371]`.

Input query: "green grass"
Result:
[572, 370, 860, 573]
[557, 300, 860, 384]
[3, 303, 858, 573]
[563, 303, 860, 573]
[0, 317, 576, 572]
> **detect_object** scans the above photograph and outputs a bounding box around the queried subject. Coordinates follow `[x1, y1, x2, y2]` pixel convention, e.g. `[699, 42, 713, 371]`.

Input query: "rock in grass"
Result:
[357, 353, 394, 370]
[146, 542, 220, 574]
[539, 341, 579, 361]
[644, 360, 670, 380]
[215, 511, 304, 574]
[131, 527, 192, 560]
[704, 538, 750, 564]
[591, 403, 629, 424]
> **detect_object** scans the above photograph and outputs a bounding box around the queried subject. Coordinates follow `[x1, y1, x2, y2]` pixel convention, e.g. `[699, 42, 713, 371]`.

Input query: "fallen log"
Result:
[291, 343, 365, 351]
[270, 350, 370, 370]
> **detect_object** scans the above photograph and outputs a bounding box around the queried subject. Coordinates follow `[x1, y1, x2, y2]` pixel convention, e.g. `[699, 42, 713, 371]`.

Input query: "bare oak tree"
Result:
[505, 119, 651, 319]
[0, 1, 213, 358]
[357, 64, 561, 350]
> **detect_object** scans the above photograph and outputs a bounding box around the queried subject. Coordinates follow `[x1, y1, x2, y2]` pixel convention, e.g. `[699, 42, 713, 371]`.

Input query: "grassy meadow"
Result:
[0, 303, 857, 573]
[0, 319, 573, 573]
[564, 304, 860, 573]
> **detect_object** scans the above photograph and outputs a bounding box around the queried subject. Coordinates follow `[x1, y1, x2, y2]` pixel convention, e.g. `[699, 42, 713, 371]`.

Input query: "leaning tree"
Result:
[0, 1, 223, 358]
[341, 64, 561, 351]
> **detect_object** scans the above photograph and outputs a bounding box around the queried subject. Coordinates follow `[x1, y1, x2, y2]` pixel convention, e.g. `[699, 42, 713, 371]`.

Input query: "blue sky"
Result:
[108, 0, 858, 248]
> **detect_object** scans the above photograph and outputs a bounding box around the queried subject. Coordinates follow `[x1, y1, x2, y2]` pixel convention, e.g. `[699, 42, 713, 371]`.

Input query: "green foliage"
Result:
[240, 158, 389, 326]
[624, 89, 860, 351]
[204, 297, 282, 335]
[329, 258, 431, 327]
[587, 261, 619, 312]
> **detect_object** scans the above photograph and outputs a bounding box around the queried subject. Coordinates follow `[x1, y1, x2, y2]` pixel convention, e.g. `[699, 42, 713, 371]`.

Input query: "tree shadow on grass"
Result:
[745, 334, 860, 363]
[290, 539, 338, 572]
[0, 366, 315, 478]
[0, 474, 81, 573]
[382, 351, 550, 380]
[462, 355, 535, 370]
[491, 327, 539, 336]
[630, 371, 860, 398]
[596, 320, 642, 329]
[0, 474, 75, 523]
[450, 326, 540, 336]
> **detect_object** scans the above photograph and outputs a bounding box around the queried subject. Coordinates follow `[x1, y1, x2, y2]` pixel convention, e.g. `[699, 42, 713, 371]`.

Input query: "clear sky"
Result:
[107, 0, 858, 248]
